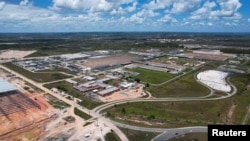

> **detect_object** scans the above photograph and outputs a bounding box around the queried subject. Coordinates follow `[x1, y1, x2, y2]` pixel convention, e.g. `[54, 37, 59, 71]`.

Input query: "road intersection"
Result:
[0, 64, 237, 141]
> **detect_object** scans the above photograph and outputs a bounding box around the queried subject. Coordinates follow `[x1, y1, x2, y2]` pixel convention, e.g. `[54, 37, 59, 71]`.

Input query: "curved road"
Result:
[91, 72, 237, 140]
[0, 64, 238, 141]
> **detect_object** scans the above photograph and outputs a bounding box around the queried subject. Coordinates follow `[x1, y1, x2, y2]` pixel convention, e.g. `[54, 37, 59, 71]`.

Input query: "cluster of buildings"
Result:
[67, 75, 136, 97]
[14, 50, 130, 74]
[129, 50, 165, 60]
[178, 49, 236, 61]
[15, 53, 93, 74]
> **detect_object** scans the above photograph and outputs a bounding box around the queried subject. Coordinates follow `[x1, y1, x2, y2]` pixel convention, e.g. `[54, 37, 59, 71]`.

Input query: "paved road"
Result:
[0, 64, 238, 141]
[152, 127, 207, 141]
[91, 72, 237, 140]
[0, 65, 129, 141]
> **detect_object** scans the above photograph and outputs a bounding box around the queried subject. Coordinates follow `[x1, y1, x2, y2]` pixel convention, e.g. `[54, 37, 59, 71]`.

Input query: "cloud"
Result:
[0, 1, 5, 10]
[20, 0, 30, 6]
[189, 0, 242, 21]
[127, 2, 137, 12]
[170, 0, 201, 14]
[143, 0, 173, 10]
[110, 7, 125, 15]
[207, 22, 213, 26]
[248, 18, 250, 22]
[224, 22, 237, 26]
[158, 15, 177, 23]
[210, 0, 241, 18]
[0, 3, 105, 32]
[193, 1, 217, 15]
[51, 0, 135, 12]
[110, 2, 137, 15]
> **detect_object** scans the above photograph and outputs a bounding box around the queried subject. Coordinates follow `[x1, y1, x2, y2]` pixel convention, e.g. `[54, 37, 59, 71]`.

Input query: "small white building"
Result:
[120, 82, 135, 89]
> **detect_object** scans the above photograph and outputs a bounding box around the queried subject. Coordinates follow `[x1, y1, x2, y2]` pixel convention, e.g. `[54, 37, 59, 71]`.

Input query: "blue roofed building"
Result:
[0, 77, 17, 94]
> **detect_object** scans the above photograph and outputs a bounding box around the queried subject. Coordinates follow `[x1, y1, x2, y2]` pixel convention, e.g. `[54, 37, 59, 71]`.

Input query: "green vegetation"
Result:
[103, 74, 250, 128]
[72, 78, 88, 83]
[147, 71, 210, 97]
[119, 127, 159, 141]
[37, 67, 76, 75]
[105, 131, 121, 141]
[44, 81, 103, 109]
[105, 79, 121, 87]
[83, 121, 93, 127]
[230, 74, 250, 95]
[127, 67, 177, 84]
[153, 56, 201, 66]
[168, 133, 208, 141]
[3, 62, 71, 82]
[74, 108, 92, 120]
[221, 48, 250, 54]
[182, 67, 194, 73]
[44, 94, 70, 109]
[146, 62, 223, 98]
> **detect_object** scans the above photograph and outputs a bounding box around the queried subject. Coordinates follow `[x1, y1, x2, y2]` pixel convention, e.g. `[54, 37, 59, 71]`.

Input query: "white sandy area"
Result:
[0, 50, 36, 59]
[197, 70, 231, 92]
[69, 122, 111, 141]
[99, 85, 145, 102]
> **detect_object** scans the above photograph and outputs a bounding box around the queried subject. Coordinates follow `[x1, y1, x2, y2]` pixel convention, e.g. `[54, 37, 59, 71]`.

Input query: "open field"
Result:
[127, 67, 177, 84]
[119, 127, 159, 141]
[80, 54, 139, 69]
[37, 67, 77, 75]
[168, 133, 207, 141]
[2, 62, 71, 83]
[0, 50, 36, 59]
[44, 81, 103, 109]
[147, 71, 210, 97]
[104, 74, 250, 128]
[44, 94, 70, 109]
[147, 62, 223, 97]
[152, 56, 203, 67]
[105, 131, 121, 141]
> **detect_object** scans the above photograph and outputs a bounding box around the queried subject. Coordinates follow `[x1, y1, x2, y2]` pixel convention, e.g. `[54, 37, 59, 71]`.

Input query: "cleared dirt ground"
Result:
[0, 97, 51, 140]
[0, 50, 36, 59]
[80, 54, 139, 69]
[99, 85, 145, 102]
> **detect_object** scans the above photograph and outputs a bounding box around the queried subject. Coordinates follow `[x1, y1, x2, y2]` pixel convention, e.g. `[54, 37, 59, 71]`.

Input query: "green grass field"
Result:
[119, 127, 159, 141]
[104, 74, 250, 128]
[105, 132, 121, 141]
[74, 108, 92, 120]
[36, 67, 77, 75]
[127, 67, 177, 84]
[147, 71, 210, 97]
[3, 62, 71, 82]
[44, 81, 103, 109]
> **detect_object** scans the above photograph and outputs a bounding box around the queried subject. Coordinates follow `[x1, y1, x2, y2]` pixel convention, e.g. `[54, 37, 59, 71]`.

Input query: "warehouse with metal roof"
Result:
[0, 77, 17, 94]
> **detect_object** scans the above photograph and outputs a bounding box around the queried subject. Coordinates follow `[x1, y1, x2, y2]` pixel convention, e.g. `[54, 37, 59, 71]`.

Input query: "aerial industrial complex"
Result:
[0, 39, 249, 141]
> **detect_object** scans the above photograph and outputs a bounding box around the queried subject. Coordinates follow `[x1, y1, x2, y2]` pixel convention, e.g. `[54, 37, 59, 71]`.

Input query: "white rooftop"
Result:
[0, 78, 17, 93]
[60, 53, 90, 60]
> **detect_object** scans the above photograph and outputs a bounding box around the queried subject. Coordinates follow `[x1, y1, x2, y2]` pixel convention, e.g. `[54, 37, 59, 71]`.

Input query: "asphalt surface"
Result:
[152, 127, 207, 141]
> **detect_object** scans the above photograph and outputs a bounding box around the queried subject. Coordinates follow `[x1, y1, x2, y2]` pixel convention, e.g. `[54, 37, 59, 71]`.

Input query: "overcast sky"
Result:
[0, 0, 249, 32]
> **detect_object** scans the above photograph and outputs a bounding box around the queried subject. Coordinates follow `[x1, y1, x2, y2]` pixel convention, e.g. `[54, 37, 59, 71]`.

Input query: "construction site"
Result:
[0, 69, 51, 141]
